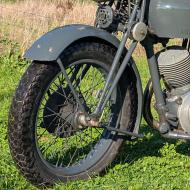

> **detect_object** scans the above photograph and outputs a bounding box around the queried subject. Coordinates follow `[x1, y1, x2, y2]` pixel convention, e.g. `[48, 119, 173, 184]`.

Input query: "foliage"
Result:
[0, 0, 96, 55]
[1, 0, 93, 4]
[1, 40, 190, 190]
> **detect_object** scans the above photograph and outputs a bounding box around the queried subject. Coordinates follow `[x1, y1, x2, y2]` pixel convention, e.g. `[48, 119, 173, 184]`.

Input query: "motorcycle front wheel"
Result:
[8, 42, 138, 187]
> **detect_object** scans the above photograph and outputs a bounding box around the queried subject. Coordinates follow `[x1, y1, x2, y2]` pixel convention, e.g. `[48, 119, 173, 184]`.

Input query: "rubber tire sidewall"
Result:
[8, 42, 138, 186]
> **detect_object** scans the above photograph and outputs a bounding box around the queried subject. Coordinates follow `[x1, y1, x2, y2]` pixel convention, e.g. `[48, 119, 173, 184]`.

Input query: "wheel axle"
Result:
[75, 112, 100, 128]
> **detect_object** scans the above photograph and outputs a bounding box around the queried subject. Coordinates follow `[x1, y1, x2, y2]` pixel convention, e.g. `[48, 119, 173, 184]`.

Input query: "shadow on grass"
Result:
[109, 124, 190, 169]
[34, 123, 190, 176]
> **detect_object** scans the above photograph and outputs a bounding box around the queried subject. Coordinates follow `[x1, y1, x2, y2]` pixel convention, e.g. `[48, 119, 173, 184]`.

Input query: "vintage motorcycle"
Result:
[8, 0, 190, 187]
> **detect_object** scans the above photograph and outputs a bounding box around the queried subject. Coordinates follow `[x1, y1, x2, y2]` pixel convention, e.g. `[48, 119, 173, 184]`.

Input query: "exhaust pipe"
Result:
[162, 130, 190, 140]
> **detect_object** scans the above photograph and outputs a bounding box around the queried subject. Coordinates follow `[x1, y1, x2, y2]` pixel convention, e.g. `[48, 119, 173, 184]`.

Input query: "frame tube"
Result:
[144, 41, 165, 110]
[95, 3, 139, 115]
[140, 0, 146, 22]
[143, 37, 169, 133]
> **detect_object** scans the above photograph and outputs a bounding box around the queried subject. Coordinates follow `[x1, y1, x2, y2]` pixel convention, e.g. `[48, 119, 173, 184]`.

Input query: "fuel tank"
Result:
[148, 0, 190, 38]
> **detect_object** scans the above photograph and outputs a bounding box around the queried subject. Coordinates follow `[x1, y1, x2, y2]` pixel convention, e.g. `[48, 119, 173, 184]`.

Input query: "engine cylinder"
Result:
[158, 46, 190, 88]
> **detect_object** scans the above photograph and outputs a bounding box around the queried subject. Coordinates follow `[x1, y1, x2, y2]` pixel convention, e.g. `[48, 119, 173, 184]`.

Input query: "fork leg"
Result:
[94, 3, 139, 115]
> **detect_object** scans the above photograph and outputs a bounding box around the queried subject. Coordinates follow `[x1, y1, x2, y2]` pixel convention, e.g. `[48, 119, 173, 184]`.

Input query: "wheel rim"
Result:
[35, 60, 121, 175]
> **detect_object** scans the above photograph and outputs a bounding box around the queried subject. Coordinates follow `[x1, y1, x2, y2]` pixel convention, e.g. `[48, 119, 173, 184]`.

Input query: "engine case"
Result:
[148, 0, 190, 38]
[165, 85, 190, 133]
[156, 46, 190, 133]
[178, 91, 190, 134]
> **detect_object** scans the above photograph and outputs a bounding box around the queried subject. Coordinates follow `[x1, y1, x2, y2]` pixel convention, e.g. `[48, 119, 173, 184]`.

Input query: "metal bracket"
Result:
[101, 125, 144, 138]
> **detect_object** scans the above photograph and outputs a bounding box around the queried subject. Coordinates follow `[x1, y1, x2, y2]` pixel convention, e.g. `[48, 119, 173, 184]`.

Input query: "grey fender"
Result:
[24, 24, 121, 61]
[24, 24, 143, 134]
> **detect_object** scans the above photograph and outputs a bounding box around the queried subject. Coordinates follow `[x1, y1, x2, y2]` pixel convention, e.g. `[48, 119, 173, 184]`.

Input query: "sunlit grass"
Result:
[0, 0, 189, 188]
[1, 45, 190, 190]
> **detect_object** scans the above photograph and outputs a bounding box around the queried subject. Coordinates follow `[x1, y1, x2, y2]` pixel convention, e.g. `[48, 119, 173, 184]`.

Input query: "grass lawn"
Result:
[1, 45, 190, 190]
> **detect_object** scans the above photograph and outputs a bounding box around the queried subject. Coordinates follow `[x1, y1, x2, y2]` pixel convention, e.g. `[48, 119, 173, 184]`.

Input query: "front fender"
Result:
[24, 24, 120, 61]
[24, 24, 143, 134]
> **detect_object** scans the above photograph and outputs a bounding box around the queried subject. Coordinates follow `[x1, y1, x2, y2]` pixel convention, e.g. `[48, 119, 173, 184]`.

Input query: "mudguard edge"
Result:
[24, 24, 142, 135]
[24, 24, 120, 61]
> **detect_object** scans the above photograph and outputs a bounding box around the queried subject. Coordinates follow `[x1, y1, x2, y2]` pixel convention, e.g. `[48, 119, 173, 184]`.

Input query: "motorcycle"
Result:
[8, 0, 190, 187]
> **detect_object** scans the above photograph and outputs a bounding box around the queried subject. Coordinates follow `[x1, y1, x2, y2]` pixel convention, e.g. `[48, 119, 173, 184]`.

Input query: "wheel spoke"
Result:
[36, 61, 113, 169]
[41, 105, 63, 120]
[67, 147, 78, 167]
[41, 136, 59, 154]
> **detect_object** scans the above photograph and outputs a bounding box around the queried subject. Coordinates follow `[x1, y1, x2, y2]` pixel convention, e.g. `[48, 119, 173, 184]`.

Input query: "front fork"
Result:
[56, 0, 170, 136]
[57, 1, 140, 119]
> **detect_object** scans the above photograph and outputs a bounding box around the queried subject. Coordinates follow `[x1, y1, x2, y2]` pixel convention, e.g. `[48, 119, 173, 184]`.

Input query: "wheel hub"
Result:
[43, 87, 79, 137]
[43, 87, 97, 137]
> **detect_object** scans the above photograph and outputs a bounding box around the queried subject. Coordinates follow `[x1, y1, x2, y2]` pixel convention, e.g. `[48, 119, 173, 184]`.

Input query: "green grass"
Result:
[1, 43, 190, 190]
